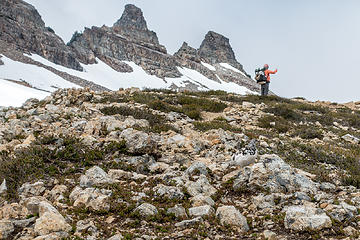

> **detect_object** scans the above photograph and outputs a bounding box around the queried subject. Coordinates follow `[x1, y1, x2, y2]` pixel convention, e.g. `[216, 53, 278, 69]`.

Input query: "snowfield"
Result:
[201, 62, 216, 71]
[0, 80, 49, 107]
[0, 53, 256, 107]
[29, 54, 256, 95]
[220, 63, 247, 77]
[0, 55, 80, 92]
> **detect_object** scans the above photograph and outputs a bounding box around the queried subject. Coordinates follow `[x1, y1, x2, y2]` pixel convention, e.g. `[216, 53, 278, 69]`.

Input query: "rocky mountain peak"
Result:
[199, 31, 243, 70]
[114, 4, 148, 32]
[1, 0, 45, 30]
[112, 4, 160, 46]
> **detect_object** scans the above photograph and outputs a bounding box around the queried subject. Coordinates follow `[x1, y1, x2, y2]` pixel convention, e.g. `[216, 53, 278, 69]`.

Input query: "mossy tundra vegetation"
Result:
[0, 88, 359, 239]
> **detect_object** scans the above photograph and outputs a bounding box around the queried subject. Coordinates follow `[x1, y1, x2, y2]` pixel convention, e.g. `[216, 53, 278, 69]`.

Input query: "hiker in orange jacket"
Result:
[262, 64, 277, 96]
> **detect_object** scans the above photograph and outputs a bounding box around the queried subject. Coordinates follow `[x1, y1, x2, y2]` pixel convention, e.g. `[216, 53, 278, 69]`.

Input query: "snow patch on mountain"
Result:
[220, 63, 246, 76]
[201, 62, 216, 71]
[29, 54, 256, 95]
[0, 55, 80, 92]
[0, 80, 49, 107]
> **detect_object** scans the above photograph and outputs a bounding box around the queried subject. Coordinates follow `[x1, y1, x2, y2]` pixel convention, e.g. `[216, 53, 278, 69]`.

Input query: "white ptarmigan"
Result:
[230, 139, 258, 167]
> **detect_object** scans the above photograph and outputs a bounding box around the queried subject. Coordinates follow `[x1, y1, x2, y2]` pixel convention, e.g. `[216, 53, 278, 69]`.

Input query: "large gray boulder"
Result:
[79, 166, 112, 188]
[134, 203, 158, 217]
[69, 187, 112, 211]
[284, 205, 332, 231]
[185, 175, 217, 197]
[153, 184, 184, 200]
[216, 206, 249, 231]
[233, 154, 318, 194]
[189, 205, 214, 217]
[120, 129, 156, 154]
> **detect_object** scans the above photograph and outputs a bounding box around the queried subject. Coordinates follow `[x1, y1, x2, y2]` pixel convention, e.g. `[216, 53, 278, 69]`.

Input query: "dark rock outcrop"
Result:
[0, 0, 82, 71]
[199, 31, 244, 71]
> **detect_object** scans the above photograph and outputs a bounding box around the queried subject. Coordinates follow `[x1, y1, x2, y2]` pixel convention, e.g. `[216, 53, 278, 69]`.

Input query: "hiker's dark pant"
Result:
[261, 82, 270, 96]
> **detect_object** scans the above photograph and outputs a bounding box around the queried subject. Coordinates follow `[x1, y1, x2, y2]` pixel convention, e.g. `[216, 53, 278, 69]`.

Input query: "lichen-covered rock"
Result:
[216, 206, 249, 231]
[185, 175, 217, 197]
[120, 128, 156, 154]
[18, 181, 46, 198]
[69, 187, 111, 211]
[233, 154, 318, 194]
[167, 205, 187, 219]
[79, 166, 112, 188]
[134, 203, 158, 217]
[153, 184, 184, 200]
[0, 220, 14, 239]
[190, 194, 215, 207]
[34, 201, 72, 236]
[185, 161, 208, 176]
[284, 205, 332, 231]
[188, 205, 214, 217]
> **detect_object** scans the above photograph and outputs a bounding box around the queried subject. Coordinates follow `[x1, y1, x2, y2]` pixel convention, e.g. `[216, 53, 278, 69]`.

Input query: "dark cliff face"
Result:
[0, 0, 83, 71]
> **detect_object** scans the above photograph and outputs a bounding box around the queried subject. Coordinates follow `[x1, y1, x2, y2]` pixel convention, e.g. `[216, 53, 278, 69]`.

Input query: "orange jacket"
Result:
[264, 69, 278, 82]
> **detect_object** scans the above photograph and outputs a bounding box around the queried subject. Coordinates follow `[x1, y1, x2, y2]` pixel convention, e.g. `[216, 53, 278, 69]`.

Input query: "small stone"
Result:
[320, 203, 328, 209]
[175, 217, 203, 228]
[262, 230, 277, 240]
[0, 180, 6, 195]
[107, 234, 123, 240]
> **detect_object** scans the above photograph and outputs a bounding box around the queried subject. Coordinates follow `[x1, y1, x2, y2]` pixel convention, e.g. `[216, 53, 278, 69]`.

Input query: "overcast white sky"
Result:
[26, 0, 360, 103]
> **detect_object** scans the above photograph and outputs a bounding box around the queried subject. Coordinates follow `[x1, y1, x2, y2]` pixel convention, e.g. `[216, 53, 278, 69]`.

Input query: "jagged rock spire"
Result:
[198, 31, 240, 67]
[114, 4, 148, 31]
[113, 4, 160, 46]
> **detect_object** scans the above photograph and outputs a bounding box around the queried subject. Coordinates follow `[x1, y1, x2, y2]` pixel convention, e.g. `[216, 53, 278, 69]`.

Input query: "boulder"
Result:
[18, 181, 46, 198]
[185, 161, 208, 176]
[0, 220, 14, 239]
[34, 201, 72, 236]
[342, 134, 360, 144]
[79, 166, 112, 188]
[216, 206, 249, 231]
[69, 187, 111, 211]
[120, 129, 156, 154]
[233, 154, 318, 194]
[167, 205, 187, 219]
[134, 203, 158, 217]
[185, 175, 217, 197]
[175, 217, 203, 228]
[284, 205, 332, 231]
[153, 184, 184, 200]
[189, 205, 215, 217]
[190, 194, 215, 207]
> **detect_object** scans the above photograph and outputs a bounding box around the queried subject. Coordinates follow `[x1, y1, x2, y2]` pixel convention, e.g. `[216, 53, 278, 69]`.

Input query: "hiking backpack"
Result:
[255, 68, 267, 84]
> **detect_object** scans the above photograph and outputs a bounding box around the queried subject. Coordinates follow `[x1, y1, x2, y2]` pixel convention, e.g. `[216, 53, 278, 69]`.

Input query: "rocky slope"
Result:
[0, 1, 261, 105]
[0, 88, 360, 239]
